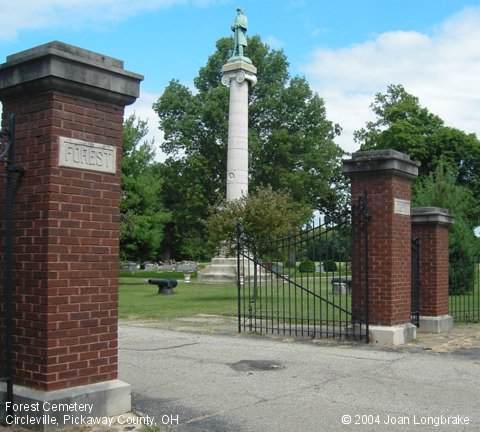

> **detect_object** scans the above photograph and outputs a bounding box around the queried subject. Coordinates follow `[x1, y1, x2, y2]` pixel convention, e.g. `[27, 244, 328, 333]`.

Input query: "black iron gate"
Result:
[236, 196, 369, 342]
[411, 238, 420, 327]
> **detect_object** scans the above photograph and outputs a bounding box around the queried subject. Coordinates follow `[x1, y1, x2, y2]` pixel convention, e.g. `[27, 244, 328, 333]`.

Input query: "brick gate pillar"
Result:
[343, 150, 419, 345]
[0, 42, 142, 424]
[411, 207, 454, 333]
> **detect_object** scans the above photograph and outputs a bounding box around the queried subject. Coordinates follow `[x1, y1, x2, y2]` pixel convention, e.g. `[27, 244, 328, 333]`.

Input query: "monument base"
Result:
[198, 257, 238, 283]
[368, 323, 417, 346]
[418, 315, 454, 333]
[0, 380, 131, 431]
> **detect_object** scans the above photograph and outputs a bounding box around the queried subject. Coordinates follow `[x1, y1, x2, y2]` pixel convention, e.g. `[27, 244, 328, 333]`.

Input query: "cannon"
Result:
[148, 279, 178, 295]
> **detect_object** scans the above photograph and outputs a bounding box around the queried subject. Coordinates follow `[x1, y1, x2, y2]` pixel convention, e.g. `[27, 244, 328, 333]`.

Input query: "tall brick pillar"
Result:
[343, 150, 419, 345]
[411, 207, 454, 333]
[0, 42, 142, 424]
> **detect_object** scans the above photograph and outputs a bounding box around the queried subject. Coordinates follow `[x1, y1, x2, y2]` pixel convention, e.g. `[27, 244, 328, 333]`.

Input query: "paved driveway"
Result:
[120, 324, 480, 432]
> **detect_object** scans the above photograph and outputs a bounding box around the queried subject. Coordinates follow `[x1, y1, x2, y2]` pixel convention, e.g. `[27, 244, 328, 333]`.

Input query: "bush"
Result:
[449, 258, 476, 295]
[323, 260, 337, 272]
[298, 260, 315, 273]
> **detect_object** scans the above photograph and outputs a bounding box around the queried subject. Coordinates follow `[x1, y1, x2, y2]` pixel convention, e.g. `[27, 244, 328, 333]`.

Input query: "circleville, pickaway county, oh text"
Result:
[3, 401, 156, 427]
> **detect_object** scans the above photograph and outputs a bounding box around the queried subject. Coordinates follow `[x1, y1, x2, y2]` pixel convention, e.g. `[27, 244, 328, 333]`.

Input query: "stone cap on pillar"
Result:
[0, 41, 143, 105]
[221, 59, 257, 87]
[411, 207, 454, 226]
[342, 149, 420, 179]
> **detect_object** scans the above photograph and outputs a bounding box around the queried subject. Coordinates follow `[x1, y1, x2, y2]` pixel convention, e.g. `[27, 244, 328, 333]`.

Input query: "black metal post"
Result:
[363, 192, 370, 343]
[3, 113, 17, 418]
[236, 223, 242, 333]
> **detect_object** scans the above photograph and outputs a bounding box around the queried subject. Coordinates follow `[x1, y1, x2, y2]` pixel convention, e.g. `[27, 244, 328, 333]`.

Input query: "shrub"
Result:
[449, 257, 476, 295]
[298, 259, 315, 273]
[323, 260, 337, 272]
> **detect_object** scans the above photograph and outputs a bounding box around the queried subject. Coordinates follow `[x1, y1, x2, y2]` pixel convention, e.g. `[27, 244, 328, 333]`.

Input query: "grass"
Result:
[448, 263, 480, 322]
[119, 270, 196, 279]
[119, 277, 237, 320]
[119, 275, 353, 323]
[119, 270, 480, 326]
[449, 285, 480, 322]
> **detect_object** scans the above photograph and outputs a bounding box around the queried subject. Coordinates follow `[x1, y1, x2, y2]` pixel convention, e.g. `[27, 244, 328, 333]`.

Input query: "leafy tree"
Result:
[120, 115, 170, 262]
[206, 186, 311, 259]
[305, 225, 351, 262]
[355, 84, 480, 201]
[413, 163, 480, 293]
[154, 36, 344, 260]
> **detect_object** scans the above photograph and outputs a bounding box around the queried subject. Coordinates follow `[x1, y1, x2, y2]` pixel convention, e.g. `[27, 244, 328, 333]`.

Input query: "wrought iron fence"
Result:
[449, 257, 480, 322]
[236, 196, 369, 341]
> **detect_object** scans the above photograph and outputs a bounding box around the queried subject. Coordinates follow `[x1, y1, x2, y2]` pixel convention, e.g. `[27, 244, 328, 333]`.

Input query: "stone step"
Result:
[210, 257, 238, 265]
[204, 264, 237, 273]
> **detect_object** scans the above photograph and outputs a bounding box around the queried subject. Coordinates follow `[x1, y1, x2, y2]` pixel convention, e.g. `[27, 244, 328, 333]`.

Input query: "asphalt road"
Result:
[119, 324, 480, 432]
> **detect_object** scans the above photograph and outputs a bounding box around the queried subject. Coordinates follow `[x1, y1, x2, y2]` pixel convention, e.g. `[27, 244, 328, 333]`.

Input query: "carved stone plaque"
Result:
[59, 137, 116, 174]
[394, 198, 410, 216]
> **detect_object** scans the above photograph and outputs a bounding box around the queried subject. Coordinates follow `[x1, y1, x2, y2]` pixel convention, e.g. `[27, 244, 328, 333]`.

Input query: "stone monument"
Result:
[223, 8, 257, 201]
[199, 9, 257, 283]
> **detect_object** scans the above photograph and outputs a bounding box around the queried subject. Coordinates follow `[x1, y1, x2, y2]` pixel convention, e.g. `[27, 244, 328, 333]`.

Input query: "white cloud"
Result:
[303, 7, 480, 154]
[265, 35, 284, 50]
[125, 91, 166, 162]
[0, 0, 218, 40]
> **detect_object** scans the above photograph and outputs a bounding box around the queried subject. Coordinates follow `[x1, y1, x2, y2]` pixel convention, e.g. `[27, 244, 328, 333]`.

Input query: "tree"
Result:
[413, 163, 480, 293]
[154, 36, 344, 259]
[120, 115, 170, 262]
[206, 186, 311, 259]
[355, 84, 480, 202]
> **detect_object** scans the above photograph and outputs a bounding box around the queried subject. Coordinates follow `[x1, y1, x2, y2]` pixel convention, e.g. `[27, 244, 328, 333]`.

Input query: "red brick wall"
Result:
[0, 90, 123, 391]
[412, 223, 449, 316]
[351, 173, 413, 326]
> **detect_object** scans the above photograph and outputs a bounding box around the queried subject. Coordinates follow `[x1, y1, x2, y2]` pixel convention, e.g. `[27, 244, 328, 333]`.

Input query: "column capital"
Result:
[221, 59, 257, 87]
[0, 41, 143, 106]
[343, 149, 420, 180]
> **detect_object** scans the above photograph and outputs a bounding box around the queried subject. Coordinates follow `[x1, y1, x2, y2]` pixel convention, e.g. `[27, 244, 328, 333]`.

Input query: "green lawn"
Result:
[449, 286, 480, 322]
[119, 277, 237, 320]
[119, 268, 480, 325]
[119, 276, 353, 324]
[119, 270, 195, 279]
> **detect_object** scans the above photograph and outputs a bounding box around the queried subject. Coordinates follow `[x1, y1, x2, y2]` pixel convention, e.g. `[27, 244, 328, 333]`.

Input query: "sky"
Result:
[1, 0, 480, 158]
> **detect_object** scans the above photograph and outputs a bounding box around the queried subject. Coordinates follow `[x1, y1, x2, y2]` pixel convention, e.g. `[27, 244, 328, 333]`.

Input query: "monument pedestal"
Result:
[198, 257, 238, 284]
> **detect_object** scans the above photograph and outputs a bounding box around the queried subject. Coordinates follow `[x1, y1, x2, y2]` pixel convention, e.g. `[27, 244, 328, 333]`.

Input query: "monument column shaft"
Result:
[221, 59, 256, 202]
[227, 79, 249, 201]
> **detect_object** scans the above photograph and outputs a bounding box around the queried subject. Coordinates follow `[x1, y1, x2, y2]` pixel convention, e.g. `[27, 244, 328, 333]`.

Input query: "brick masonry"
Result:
[351, 174, 414, 325]
[344, 150, 419, 328]
[0, 91, 124, 391]
[412, 221, 450, 317]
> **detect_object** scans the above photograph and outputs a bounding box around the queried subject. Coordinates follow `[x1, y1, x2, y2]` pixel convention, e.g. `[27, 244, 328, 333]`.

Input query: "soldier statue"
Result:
[231, 8, 248, 58]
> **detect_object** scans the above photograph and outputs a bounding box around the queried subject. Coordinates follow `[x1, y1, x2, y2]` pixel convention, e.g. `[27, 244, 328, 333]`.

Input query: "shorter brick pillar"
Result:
[412, 207, 454, 333]
[343, 150, 419, 345]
